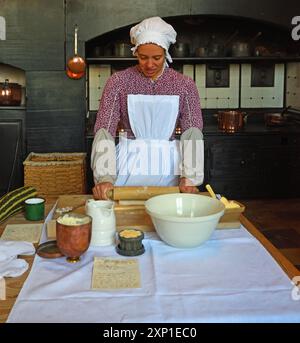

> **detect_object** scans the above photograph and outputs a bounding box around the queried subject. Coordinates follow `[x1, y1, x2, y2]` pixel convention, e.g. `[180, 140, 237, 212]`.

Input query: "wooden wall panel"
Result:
[25, 71, 85, 152]
[26, 71, 85, 110]
[26, 126, 84, 153]
[0, 0, 64, 71]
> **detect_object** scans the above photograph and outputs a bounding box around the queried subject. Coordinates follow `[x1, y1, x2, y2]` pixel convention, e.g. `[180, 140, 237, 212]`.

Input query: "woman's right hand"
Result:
[179, 177, 199, 194]
[92, 182, 114, 200]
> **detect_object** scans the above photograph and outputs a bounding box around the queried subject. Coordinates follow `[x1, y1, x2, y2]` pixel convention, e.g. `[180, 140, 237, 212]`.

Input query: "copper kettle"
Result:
[217, 110, 247, 133]
[66, 25, 86, 79]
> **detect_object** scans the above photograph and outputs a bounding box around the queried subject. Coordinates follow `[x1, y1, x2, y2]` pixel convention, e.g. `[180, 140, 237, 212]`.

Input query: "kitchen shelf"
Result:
[86, 56, 300, 64]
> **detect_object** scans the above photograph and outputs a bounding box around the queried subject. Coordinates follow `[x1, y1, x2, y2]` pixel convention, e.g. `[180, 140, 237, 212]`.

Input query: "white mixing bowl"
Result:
[145, 193, 225, 248]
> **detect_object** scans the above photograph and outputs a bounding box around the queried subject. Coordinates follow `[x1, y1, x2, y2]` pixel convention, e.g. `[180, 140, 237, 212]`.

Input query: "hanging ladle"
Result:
[66, 24, 86, 78]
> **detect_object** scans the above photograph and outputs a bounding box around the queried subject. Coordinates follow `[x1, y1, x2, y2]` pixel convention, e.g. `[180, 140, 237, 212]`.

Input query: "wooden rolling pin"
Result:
[106, 186, 180, 200]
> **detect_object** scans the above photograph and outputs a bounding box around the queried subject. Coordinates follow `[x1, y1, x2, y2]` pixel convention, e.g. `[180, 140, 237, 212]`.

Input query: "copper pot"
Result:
[231, 32, 262, 57]
[56, 213, 92, 263]
[170, 42, 190, 57]
[114, 42, 132, 57]
[0, 79, 22, 106]
[217, 110, 247, 133]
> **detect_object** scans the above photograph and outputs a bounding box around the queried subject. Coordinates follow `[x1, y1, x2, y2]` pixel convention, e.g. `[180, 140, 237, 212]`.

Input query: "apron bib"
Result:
[115, 94, 180, 186]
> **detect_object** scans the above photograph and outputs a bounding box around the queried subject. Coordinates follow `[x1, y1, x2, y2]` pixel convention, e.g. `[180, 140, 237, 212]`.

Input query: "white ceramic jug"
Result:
[85, 199, 116, 246]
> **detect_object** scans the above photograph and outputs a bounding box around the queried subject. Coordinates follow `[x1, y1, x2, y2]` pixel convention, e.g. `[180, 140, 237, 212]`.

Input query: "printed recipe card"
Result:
[92, 257, 141, 289]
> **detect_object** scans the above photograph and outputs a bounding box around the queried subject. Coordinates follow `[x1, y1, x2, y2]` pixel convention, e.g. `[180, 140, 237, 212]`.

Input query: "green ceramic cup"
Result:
[25, 197, 45, 221]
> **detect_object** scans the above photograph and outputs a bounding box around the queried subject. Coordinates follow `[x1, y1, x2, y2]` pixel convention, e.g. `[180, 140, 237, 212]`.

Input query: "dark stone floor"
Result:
[241, 198, 300, 272]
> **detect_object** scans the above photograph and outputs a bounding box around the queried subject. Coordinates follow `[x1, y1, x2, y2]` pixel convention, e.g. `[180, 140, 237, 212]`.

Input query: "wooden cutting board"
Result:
[47, 194, 243, 239]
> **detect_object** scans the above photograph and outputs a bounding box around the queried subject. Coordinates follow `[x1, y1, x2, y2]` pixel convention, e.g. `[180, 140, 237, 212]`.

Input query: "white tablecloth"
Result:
[7, 215, 300, 323]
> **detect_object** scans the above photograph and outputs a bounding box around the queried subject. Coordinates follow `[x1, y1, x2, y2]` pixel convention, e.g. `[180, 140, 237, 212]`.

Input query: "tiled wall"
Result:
[88, 64, 111, 111]
[195, 64, 239, 109]
[241, 64, 284, 108]
[88, 62, 300, 111]
[194, 63, 285, 109]
[286, 62, 300, 109]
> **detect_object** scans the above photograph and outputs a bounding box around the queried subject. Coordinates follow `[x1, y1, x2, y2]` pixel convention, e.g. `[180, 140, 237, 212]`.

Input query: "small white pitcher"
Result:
[85, 199, 116, 246]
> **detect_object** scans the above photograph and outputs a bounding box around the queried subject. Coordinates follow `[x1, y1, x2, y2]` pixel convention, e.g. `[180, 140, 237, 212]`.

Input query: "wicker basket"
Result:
[24, 152, 87, 196]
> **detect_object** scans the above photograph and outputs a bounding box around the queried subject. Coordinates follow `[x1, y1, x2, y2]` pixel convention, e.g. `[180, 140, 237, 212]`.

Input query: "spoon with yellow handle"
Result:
[205, 184, 217, 198]
[206, 184, 240, 208]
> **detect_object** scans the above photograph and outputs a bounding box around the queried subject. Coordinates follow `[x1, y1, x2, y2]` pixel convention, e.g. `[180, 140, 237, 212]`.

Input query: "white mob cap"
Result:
[130, 16, 177, 64]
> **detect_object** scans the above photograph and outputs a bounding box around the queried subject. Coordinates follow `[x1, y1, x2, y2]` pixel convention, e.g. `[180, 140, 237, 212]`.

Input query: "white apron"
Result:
[115, 94, 180, 186]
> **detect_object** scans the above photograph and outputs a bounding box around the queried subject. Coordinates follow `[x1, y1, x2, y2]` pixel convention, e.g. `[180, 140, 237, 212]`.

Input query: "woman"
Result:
[91, 17, 204, 200]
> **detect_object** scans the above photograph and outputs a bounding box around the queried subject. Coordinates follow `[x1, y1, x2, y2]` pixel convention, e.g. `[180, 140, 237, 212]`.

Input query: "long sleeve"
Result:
[92, 72, 122, 185]
[91, 128, 117, 185]
[178, 77, 204, 186]
[180, 127, 204, 186]
[178, 77, 203, 132]
[94, 72, 122, 138]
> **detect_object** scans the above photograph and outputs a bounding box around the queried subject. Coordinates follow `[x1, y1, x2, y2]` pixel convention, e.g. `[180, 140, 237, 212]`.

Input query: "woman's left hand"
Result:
[179, 177, 199, 194]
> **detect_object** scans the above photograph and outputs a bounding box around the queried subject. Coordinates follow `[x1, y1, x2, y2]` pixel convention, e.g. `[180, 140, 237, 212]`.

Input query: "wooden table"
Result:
[0, 196, 299, 323]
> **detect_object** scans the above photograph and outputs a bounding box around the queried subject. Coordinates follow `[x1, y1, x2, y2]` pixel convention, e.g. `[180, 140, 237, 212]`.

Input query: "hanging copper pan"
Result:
[67, 25, 86, 78]
[66, 67, 85, 80]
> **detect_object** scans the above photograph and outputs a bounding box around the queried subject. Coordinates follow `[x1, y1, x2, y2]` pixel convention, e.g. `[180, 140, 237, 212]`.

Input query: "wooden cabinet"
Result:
[203, 135, 260, 198]
[273, 134, 300, 197]
[0, 108, 25, 196]
[86, 136, 94, 193]
[204, 132, 300, 199]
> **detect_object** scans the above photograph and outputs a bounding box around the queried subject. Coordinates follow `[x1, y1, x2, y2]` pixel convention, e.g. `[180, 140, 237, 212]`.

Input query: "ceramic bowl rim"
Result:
[145, 193, 225, 223]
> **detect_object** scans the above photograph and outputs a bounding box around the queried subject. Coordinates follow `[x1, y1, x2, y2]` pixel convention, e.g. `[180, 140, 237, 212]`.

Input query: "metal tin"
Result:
[36, 240, 64, 259]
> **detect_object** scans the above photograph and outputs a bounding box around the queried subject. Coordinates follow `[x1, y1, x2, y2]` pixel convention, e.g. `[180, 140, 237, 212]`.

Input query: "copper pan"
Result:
[264, 106, 292, 127]
[264, 113, 287, 126]
[67, 25, 86, 78]
[66, 67, 85, 80]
